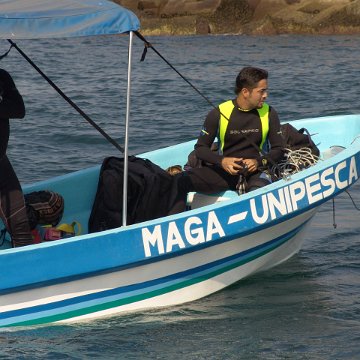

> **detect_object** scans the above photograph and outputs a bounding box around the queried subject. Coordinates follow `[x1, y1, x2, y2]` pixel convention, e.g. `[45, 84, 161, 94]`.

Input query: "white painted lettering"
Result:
[142, 225, 164, 257]
[185, 216, 205, 245]
[166, 222, 186, 252]
[206, 211, 225, 241]
[305, 173, 322, 204]
[348, 156, 358, 184]
[321, 167, 336, 198]
[335, 161, 348, 189]
[289, 181, 306, 211]
[283, 186, 293, 213]
[251, 196, 269, 224]
[268, 189, 287, 220]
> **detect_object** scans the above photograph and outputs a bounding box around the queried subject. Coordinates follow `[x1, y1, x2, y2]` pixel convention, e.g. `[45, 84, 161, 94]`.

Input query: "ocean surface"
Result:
[1, 35, 360, 359]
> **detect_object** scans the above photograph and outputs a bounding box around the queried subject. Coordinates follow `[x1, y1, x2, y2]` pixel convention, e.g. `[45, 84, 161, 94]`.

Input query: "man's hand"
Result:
[221, 157, 258, 175]
[241, 158, 258, 173]
[221, 157, 245, 175]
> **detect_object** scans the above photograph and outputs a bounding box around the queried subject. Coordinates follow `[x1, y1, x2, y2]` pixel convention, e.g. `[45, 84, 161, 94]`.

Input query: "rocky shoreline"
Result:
[115, 0, 360, 35]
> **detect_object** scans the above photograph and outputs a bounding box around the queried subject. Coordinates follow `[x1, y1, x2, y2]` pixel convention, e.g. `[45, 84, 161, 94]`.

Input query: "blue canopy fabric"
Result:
[0, 0, 140, 39]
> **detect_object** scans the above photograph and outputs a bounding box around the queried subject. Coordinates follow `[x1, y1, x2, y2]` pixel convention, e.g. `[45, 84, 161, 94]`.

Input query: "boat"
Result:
[1, 0, 360, 328]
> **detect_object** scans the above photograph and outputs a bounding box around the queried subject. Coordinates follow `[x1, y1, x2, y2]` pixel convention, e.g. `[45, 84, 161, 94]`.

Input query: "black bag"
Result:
[88, 156, 177, 233]
[280, 123, 320, 156]
[184, 150, 204, 170]
[184, 142, 219, 171]
[25, 190, 64, 230]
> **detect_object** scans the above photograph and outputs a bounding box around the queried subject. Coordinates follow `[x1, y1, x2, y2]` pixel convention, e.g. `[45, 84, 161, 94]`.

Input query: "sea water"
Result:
[0, 35, 359, 359]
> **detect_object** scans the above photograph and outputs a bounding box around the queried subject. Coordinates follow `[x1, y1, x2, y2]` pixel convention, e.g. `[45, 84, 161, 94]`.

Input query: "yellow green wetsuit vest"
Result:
[218, 100, 270, 153]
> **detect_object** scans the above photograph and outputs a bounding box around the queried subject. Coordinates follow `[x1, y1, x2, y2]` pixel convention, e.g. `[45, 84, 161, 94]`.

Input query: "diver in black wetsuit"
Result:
[0, 68, 32, 247]
[169, 67, 284, 214]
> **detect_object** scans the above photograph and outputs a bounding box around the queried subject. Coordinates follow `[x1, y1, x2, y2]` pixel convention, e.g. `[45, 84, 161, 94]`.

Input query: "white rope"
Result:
[272, 147, 320, 180]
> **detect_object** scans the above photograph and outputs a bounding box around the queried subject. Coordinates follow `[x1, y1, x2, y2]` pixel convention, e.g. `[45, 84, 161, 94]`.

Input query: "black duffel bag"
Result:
[280, 123, 320, 156]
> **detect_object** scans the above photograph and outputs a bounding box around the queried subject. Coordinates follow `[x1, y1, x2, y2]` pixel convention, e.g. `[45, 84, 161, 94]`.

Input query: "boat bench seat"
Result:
[187, 190, 239, 209]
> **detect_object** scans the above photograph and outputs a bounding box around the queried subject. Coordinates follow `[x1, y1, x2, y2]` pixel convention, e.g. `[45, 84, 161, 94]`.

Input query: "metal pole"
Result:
[122, 30, 134, 226]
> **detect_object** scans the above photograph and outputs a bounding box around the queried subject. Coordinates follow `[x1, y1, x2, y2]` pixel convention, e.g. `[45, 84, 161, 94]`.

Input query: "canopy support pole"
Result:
[122, 30, 134, 227]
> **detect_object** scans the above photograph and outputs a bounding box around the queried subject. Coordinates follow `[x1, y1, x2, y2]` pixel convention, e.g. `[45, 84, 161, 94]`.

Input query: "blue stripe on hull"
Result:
[0, 222, 306, 327]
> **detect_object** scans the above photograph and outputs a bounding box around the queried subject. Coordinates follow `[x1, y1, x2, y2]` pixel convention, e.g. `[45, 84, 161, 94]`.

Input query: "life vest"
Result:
[218, 100, 270, 153]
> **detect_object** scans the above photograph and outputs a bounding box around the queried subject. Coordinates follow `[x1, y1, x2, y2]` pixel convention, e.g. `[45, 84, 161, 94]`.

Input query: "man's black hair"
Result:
[234, 67, 268, 94]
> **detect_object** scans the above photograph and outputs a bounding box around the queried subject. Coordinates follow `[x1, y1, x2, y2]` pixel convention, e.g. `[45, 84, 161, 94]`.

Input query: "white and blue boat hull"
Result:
[1, 115, 360, 327]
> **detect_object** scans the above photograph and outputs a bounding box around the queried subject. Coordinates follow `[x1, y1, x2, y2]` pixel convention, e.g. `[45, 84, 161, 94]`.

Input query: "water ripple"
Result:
[1, 34, 359, 359]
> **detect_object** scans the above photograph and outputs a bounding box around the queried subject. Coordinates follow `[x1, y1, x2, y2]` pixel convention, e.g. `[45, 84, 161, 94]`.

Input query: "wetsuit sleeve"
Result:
[257, 107, 284, 166]
[0, 69, 25, 119]
[194, 107, 223, 166]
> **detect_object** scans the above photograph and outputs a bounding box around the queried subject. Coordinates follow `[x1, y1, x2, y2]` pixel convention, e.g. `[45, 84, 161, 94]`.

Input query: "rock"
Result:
[249, 16, 278, 35]
[269, 0, 360, 34]
[161, 0, 221, 17]
[196, 18, 211, 34]
[140, 16, 198, 35]
[114, 0, 360, 35]
[251, 0, 289, 21]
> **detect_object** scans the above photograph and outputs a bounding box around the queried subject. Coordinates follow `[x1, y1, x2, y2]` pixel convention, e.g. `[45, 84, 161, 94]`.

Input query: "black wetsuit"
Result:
[195, 99, 283, 165]
[0, 68, 32, 247]
[170, 100, 284, 214]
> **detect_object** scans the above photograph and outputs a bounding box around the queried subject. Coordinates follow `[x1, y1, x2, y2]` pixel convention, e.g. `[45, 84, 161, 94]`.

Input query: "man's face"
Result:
[245, 79, 268, 109]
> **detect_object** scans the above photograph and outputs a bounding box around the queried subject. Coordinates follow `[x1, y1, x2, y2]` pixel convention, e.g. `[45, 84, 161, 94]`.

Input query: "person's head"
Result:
[234, 67, 268, 110]
[166, 165, 183, 175]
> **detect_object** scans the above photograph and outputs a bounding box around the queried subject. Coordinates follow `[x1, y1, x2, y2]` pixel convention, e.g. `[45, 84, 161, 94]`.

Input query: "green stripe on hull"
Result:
[5, 235, 291, 327]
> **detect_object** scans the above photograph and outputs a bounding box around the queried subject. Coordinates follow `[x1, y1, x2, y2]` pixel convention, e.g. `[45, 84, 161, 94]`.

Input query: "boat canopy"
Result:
[0, 0, 140, 39]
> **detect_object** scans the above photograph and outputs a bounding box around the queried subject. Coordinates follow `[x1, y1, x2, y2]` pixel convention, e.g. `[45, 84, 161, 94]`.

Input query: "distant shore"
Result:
[115, 0, 360, 36]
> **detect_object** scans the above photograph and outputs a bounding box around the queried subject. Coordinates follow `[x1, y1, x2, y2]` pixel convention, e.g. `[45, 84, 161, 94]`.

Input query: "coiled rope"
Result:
[271, 147, 320, 179]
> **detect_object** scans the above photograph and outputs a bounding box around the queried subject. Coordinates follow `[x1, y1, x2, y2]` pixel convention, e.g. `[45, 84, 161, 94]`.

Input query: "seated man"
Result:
[170, 66, 284, 214]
